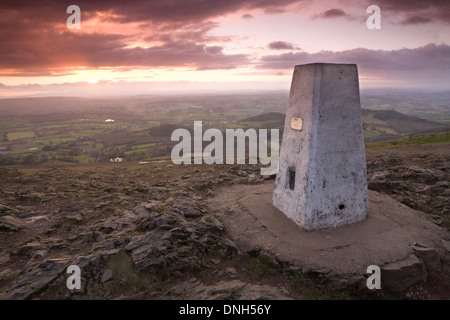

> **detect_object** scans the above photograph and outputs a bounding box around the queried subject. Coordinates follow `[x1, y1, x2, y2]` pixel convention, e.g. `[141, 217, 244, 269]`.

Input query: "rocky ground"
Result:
[0, 144, 449, 299]
[366, 145, 450, 231]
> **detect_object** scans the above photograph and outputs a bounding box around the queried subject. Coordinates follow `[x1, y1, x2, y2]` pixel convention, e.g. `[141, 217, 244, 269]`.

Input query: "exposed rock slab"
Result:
[0, 204, 24, 231]
[381, 254, 426, 292]
[166, 279, 292, 300]
[207, 182, 450, 293]
[8, 258, 70, 300]
[125, 211, 237, 273]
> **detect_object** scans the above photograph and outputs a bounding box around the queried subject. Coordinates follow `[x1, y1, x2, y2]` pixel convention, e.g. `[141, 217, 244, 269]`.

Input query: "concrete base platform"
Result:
[207, 182, 450, 293]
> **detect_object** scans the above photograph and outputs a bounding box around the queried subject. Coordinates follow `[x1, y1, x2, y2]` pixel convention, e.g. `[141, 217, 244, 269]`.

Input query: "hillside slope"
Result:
[237, 110, 449, 142]
[362, 109, 449, 141]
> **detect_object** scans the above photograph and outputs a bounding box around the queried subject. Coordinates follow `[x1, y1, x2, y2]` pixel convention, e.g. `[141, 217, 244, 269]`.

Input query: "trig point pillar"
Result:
[273, 63, 369, 230]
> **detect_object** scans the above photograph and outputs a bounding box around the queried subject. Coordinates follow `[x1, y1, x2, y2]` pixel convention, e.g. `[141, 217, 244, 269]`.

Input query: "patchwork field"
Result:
[0, 91, 449, 165]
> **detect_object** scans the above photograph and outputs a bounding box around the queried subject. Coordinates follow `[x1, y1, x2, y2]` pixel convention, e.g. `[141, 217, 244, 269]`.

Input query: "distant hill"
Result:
[236, 112, 285, 130]
[366, 130, 450, 149]
[362, 109, 449, 141]
[148, 124, 190, 137]
[241, 112, 285, 123]
[360, 89, 450, 123]
[239, 110, 450, 142]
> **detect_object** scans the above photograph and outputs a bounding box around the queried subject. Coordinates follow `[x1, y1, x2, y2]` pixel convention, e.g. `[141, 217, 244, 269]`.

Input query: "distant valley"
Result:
[0, 90, 449, 165]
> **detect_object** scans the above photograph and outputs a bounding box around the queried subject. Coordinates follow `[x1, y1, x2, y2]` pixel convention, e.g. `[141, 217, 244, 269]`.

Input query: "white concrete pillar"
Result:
[273, 63, 369, 230]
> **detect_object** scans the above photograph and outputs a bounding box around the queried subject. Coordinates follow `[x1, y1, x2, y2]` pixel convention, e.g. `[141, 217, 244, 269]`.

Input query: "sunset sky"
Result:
[1, 0, 449, 97]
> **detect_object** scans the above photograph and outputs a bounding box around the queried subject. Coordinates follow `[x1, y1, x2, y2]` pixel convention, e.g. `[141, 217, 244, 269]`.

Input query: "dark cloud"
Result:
[259, 43, 450, 85]
[268, 41, 299, 50]
[400, 16, 433, 25]
[311, 8, 353, 20]
[1, 0, 449, 80]
[0, 31, 249, 73]
[320, 8, 346, 18]
[0, 1, 302, 75]
[0, 6, 249, 73]
[369, 0, 450, 24]
[1, 1, 302, 24]
[242, 13, 254, 19]
[204, 46, 223, 55]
